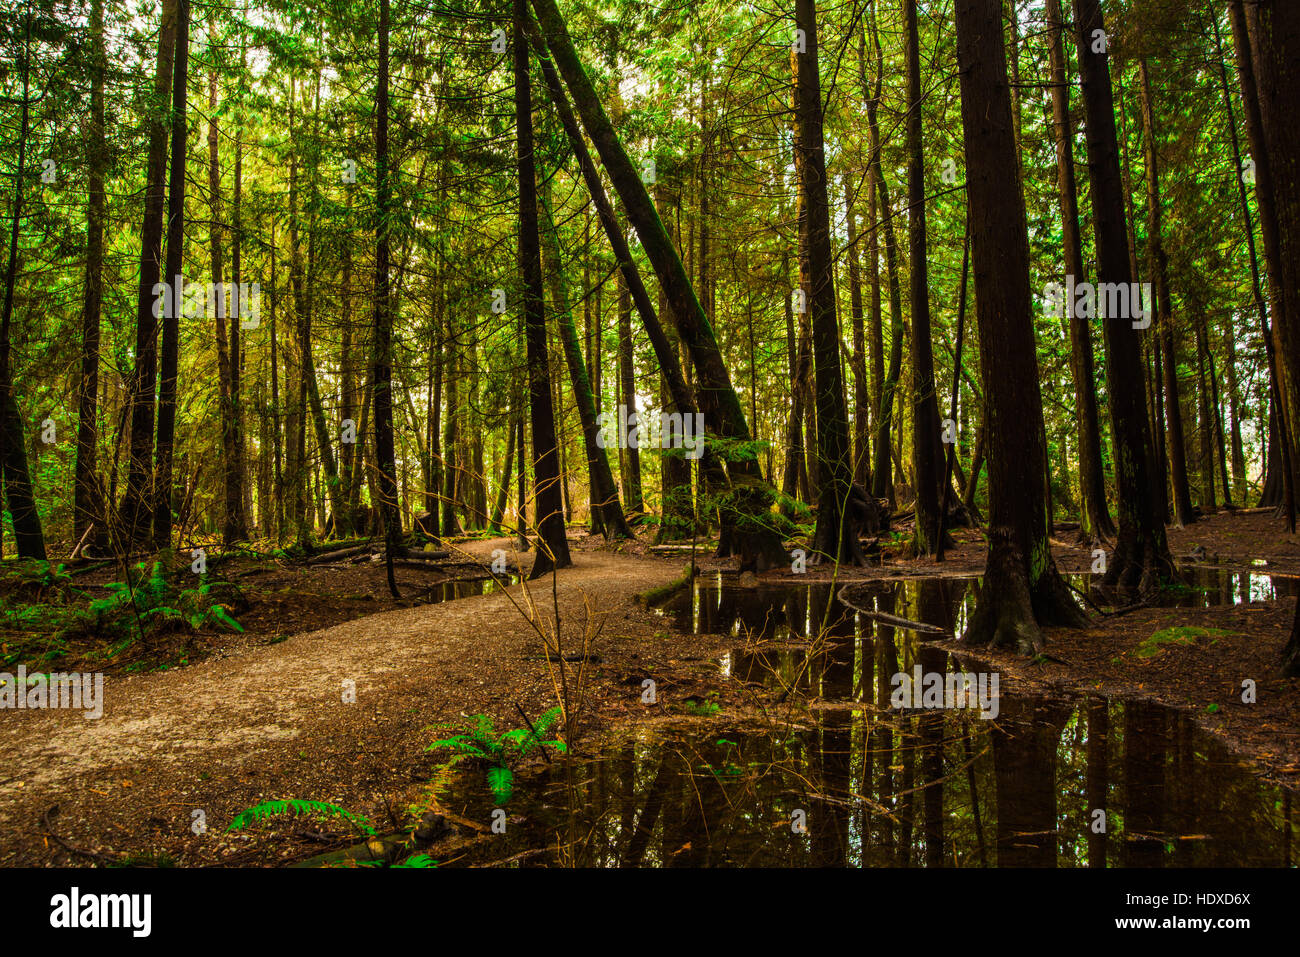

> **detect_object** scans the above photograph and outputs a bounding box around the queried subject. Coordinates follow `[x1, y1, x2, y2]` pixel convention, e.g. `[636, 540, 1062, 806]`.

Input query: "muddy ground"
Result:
[0, 508, 1295, 866]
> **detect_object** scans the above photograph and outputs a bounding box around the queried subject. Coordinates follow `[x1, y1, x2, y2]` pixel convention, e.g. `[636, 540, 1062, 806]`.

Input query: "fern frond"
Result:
[227, 798, 376, 835]
[487, 767, 514, 804]
[532, 706, 563, 738]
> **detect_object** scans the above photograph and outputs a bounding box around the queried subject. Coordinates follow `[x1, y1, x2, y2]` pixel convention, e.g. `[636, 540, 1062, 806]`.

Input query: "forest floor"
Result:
[0, 508, 1296, 866]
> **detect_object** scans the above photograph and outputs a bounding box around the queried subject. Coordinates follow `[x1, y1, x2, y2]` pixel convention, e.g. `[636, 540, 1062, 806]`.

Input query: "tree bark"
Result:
[844, 171, 871, 491]
[904, 0, 945, 554]
[372, 0, 400, 596]
[1242, 0, 1300, 529]
[517, 0, 571, 578]
[531, 0, 785, 571]
[1072, 0, 1175, 592]
[1138, 60, 1195, 527]
[956, 0, 1087, 652]
[118, 0, 179, 549]
[154, 0, 189, 550]
[540, 186, 633, 538]
[1046, 0, 1114, 544]
[74, 0, 109, 553]
[797, 0, 864, 566]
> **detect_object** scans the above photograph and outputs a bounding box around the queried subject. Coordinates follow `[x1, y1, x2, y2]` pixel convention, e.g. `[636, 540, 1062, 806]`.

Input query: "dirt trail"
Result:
[0, 543, 686, 865]
[4, 511, 1296, 864]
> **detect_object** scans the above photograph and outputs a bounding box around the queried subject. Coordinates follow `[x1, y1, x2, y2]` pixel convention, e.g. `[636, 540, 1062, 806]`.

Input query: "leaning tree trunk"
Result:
[955, 0, 1087, 653]
[531, 0, 786, 571]
[527, 22, 696, 432]
[527, 21, 720, 542]
[1246, 1, 1300, 528]
[1073, 0, 1175, 593]
[1216, 3, 1285, 514]
[540, 187, 634, 539]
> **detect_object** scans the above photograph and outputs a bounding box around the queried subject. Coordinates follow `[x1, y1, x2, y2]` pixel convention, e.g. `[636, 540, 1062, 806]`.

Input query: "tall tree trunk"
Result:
[616, 270, 643, 512]
[372, 0, 400, 596]
[118, 0, 179, 549]
[517, 0, 571, 577]
[1047, 0, 1114, 544]
[285, 79, 305, 537]
[0, 1, 44, 560]
[231, 34, 250, 533]
[844, 171, 870, 490]
[74, 0, 109, 553]
[785, 52, 813, 512]
[797, 0, 863, 566]
[1194, 319, 1216, 510]
[515, 406, 528, 550]
[424, 311, 441, 522]
[1241, 0, 1300, 531]
[154, 0, 188, 549]
[489, 401, 515, 534]
[904, 0, 945, 554]
[1139, 60, 1195, 526]
[468, 331, 487, 527]
[441, 325, 460, 538]
[956, 0, 1086, 651]
[860, 17, 885, 461]
[1073, 0, 1175, 592]
[269, 216, 283, 538]
[210, 11, 246, 547]
[297, 67, 343, 538]
[340, 193, 358, 535]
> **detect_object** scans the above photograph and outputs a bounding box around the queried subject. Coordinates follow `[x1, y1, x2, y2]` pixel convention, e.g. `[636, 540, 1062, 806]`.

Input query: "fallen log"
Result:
[836, 585, 949, 635]
[305, 544, 371, 565]
[391, 558, 456, 571]
[394, 547, 450, 561]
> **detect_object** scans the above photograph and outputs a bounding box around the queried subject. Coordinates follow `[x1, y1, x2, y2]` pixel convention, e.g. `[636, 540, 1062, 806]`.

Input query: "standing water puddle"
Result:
[424, 571, 1295, 867]
[414, 575, 519, 604]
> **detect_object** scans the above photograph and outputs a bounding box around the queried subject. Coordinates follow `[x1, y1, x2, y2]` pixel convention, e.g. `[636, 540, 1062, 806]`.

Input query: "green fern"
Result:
[427, 708, 566, 805]
[487, 766, 514, 803]
[227, 799, 377, 835]
[206, 605, 245, 632]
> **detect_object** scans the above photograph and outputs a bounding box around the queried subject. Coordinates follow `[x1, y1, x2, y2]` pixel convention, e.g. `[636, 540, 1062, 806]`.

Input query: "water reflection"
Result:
[430, 571, 1292, 867]
[436, 691, 1292, 867]
[416, 576, 518, 604]
[656, 567, 1298, 647]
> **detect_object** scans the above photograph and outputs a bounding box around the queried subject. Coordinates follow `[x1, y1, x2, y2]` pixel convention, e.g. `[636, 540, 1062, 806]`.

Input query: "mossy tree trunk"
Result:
[531, 0, 786, 571]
